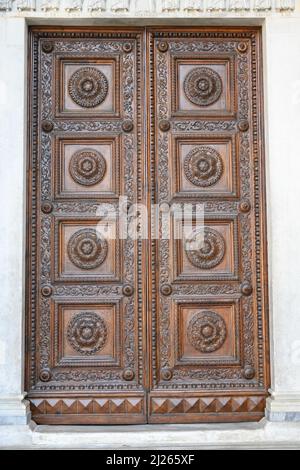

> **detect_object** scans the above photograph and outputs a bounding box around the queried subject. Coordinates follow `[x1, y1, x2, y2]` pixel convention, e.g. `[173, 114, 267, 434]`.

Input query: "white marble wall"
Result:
[264, 16, 300, 420]
[0, 6, 300, 431]
[0, 17, 30, 424]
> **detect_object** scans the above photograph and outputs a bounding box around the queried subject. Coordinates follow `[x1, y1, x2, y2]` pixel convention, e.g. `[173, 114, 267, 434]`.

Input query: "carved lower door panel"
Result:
[26, 28, 146, 424]
[148, 29, 270, 423]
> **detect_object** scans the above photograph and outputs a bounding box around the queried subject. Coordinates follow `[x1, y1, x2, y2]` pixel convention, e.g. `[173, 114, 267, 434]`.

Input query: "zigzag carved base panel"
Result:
[31, 396, 146, 424]
[149, 395, 266, 423]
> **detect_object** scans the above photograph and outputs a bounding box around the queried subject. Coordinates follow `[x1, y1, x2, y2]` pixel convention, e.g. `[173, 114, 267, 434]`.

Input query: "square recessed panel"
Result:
[173, 217, 238, 281]
[56, 219, 120, 282]
[54, 136, 119, 199]
[171, 56, 236, 116]
[172, 135, 238, 198]
[55, 301, 120, 367]
[174, 299, 240, 365]
[56, 57, 120, 117]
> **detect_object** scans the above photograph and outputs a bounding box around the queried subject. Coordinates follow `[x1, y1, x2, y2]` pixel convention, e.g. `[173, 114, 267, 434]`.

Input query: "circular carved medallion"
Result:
[67, 312, 108, 356]
[69, 149, 106, 186]
[243, 366, 255, 380]
[123, 42, 133, 53]
[183, 67, 222, 107]
[184, 146, 223, 187]
[161, 369, 173, 381]
[42, 42, 54, 53]
[41, 120, 54, 133]
[238, 119, 249, 132]
[68, 67, 109, 108]
[122, 369, 135, 381]
[187, 310, 227, 353]
[39, 368, 52, 382]
[67, 228, 108, 270]
[157, 41, 169, 53]
[122, 120, 134, 132]
[159, 119, 171, 132]
[160, 284, 172, 296]
[185, 227, 225, 270]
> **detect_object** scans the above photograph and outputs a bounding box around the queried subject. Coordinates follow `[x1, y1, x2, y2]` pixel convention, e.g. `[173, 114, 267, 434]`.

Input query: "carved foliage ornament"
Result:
[184, 67, 222, 107]
[184, 146, 223, 187]
[187, 310, 227, 353]
[68, 67, 108, 108]
[67, 228, 108, 270]
[185, 227, 225, 269]
[69, 149, 106, 186]
[67, 311, 108, 355]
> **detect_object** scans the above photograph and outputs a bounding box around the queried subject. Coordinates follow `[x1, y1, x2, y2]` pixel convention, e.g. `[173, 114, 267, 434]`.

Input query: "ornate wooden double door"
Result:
[26, 27, 269, 424]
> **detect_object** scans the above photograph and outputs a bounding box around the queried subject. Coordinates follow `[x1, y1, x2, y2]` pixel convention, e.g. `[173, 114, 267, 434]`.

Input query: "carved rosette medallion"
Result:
[67, 228, 108, 270]
[183, 146, 223, 187]
[68, 67, 108, 108]
[67, 312, 108, 355]
[185, 227, 225, 269]
[187, 311, 227, 353]
[183, 67, 222, 107]
[69, 149, 106, 186]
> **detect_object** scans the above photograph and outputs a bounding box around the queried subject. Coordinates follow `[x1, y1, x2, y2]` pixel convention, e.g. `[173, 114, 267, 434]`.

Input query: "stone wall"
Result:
[0, 1, 300, 448]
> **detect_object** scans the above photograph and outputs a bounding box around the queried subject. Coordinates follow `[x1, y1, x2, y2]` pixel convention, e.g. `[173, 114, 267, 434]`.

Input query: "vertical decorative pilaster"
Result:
[253, 0, 272, 9]
[162, 0, 180, 12]
[111, 0, 130, 12]
[134, 0, 156, 14]
[87, 0, 106, 11]
[62, 0, 83, 11]
[40, 0, 60, 10]
[206, 0, 227, 11]
[227, 0, 250, 10]
[16, 0, 36, 10]
[275, 0, 295, 9]
[182, 0, 203, 10]
[0, 0, 12, 10]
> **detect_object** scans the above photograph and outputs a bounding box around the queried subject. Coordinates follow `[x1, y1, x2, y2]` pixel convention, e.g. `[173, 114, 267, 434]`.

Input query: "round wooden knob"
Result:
[160, 284, 172, 296]
[159, 201, 170, 213]
[122, 368, 135, 381]
[123, 42, 133, 53]
[121, 201, 132, 214]
[42, 120, 54, 133]
[123, 285, 134, 297]
[159, 120, 171, 132]
[41, 201, 53, 214]
[41, 285, 52, 297]
[239, 200, 251, 213]
[42, 42, 54, 53]
[238, 119, 249, 132]
[161, 369, 173, 381]
[243, 366, 255, 380]
[237, 42, 248, 53]
[122, 120, 134, 132]
[157, 41, 169, 53]
[241, 281, 253, 296]
[39, 368, 52, 382]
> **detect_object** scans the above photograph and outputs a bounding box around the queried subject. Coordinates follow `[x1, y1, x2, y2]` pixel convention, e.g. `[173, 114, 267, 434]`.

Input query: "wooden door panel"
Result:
[148, 29, 269, 423]
[171, 134, 238, 198]
[26, 29, 146, 424]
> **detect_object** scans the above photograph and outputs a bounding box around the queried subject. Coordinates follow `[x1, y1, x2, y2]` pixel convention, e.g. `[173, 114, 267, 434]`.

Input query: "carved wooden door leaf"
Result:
[26, 28, 270, 424]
